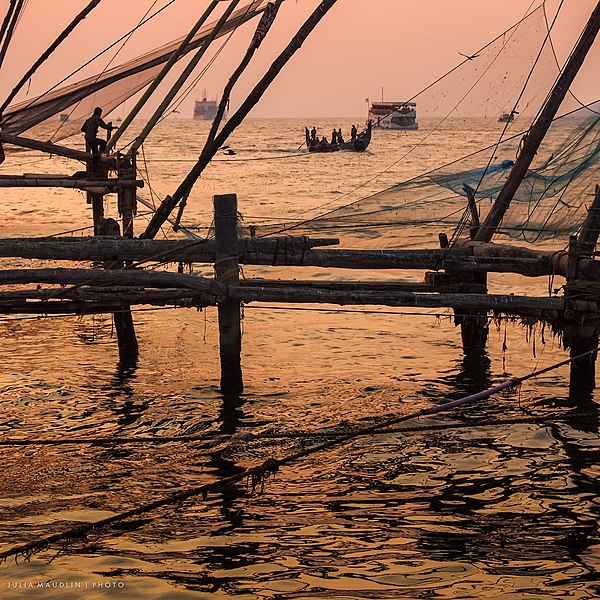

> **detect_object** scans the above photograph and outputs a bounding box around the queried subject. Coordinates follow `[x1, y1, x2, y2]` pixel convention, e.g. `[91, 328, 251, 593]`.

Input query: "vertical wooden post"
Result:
[562, 189, 600, 395]
[86, 155, 105, 235]
[90, 152, 138, 365]
[578, 184, 600, 254]
[119, 187, 135, 238]
[450, 272, 489, 351]
[567, 330, 598, 397]
[96, 217, 139, 365]
[214, 193, 243, 395]
[117, 157, 136, 239]
[113, 304, 139, 364]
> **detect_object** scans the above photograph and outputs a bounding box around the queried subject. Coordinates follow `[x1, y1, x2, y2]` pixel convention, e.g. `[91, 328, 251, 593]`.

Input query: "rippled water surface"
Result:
[0, 118, 599, 599]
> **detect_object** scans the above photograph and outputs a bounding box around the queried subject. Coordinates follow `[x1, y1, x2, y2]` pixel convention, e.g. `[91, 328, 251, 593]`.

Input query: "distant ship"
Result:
[368, 101, 418, 130]
[193, 92, 224, 121]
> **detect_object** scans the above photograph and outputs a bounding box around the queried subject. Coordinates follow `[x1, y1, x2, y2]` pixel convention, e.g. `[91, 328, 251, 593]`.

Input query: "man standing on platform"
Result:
[81, 107, 113, 154]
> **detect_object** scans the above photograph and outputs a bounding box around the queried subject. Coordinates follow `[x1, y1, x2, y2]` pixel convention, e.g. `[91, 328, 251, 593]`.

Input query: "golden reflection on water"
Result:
[0, 118, 599, 598]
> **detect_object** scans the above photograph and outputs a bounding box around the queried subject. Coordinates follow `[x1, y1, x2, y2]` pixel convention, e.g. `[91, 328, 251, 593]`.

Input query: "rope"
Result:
[0, 346, 596, 562]
[0, 412, 594, 447]
[2, 1, 176, 127]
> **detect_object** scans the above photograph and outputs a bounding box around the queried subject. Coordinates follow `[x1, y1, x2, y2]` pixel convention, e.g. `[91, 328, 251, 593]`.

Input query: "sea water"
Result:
[0, 117, 598, 599]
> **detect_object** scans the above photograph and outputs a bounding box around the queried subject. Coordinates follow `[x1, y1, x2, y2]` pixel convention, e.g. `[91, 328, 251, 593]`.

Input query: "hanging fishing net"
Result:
[239, 3, 600, 249]
[243, 108, 600, 248]
[0, 0, 269, 143]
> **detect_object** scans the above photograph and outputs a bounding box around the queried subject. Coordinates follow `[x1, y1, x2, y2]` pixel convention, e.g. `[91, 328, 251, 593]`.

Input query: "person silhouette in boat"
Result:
[331, 128, 337, 145]
[337, 128, 344, 144]
[81, 107, 114, 154]
[318, 136, 329, 149]
[310, 126, 317, 142]
[351, 124, 357, 141]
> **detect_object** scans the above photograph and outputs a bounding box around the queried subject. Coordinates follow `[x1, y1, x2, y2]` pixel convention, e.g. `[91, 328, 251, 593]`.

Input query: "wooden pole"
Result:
[117, 158, 137, 238]
[564, 186, 600, 392]
[107, 0, 221, 153]
[474, 1, 600, 242]
[142, 0, 339, 240]
[214, 194, 243, 395]
[0, 0, 24, 71]
[578, 184, 600, 255]
[87, 155, 138, 362]
[86, 156, 105, 236]
[7, 236, 600, 280]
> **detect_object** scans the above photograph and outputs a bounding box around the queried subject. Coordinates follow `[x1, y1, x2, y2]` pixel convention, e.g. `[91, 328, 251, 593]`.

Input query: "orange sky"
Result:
[0, 0, 598, 118]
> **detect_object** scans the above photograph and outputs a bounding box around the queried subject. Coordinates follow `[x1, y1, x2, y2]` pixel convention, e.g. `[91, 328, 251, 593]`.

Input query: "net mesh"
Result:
[0, 0, 268, 143]
[242, 4, 600, 248]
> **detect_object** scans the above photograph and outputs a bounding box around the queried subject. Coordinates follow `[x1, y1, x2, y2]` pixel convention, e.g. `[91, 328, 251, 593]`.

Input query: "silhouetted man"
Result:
[81, 107, 113, 154]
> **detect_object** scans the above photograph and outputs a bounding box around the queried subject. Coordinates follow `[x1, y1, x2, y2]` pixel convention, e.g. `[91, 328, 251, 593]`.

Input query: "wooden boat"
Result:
[306, 121, 372, 153]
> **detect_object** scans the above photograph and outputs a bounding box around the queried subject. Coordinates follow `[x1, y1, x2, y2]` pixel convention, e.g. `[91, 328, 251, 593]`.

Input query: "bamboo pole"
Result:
[214, 194, 243, 395]
[0, 0, 24, 71]
[106, 0, 221, 152]
[474, 1, 600, 242]
[142, 0, 339, 240]
[0, 132, 115, 167]
[0, 1, 17, 55]
[127, 0, 242, 157]
[173, 0, 283, 229]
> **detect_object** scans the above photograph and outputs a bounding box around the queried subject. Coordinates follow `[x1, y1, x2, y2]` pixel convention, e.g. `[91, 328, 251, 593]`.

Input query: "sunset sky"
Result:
[0, 0, 598, 118]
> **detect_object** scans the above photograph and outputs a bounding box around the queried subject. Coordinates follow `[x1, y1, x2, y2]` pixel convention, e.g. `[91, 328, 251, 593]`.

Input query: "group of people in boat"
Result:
[307, 124, 359, 149]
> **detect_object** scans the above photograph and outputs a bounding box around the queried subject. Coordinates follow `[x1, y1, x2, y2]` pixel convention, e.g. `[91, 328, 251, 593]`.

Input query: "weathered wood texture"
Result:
[4, 237, 600, 279]
[1, 268, 598, 317]
[0, 176, 143, 189]
[214, 193, 243, 394]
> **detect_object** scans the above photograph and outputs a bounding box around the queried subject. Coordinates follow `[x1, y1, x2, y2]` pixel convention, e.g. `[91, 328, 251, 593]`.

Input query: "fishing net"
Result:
[0, 0, 268, 143]
[243, 108, 600, 248]
[241, 3, 600, 248]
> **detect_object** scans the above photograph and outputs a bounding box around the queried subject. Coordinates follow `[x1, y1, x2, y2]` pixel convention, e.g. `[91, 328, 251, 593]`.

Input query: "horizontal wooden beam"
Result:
[0, 236, 564, 277]
[0, 237, 471, 269]
[0, 236, 338, 263]
[0, 132, 115, 167]
[0, 268, 597, 318]
[3, 237, 600, 280]
[0, 176, 143, 190]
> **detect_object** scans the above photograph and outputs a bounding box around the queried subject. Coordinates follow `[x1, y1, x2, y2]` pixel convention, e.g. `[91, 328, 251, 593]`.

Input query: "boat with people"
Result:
[305, 121, 372, 153]
[368, 101, 418, 130]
